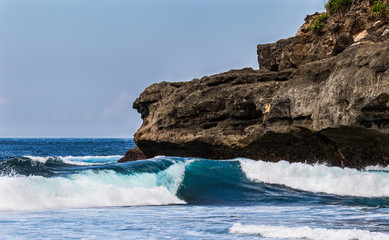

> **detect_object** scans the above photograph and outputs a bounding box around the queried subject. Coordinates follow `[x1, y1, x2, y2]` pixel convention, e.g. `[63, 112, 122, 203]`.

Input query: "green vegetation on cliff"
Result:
[371, 0, 388, 18]
[310, 0, 353, 33]
[310, 13, 330, 32]
[325, 0, 353, 14]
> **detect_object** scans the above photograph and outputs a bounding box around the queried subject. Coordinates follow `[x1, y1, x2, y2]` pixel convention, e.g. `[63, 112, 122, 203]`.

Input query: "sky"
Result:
[0, 0, 325, 138]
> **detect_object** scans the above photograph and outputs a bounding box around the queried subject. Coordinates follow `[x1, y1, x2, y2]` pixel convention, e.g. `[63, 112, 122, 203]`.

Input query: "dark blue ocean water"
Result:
[0, 138, 389, 239]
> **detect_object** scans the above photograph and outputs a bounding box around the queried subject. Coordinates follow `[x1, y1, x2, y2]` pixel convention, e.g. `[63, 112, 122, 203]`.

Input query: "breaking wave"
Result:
[239, 159, 389, 197]
[0, 158, 187, 211]
[1, 155, 389, 211]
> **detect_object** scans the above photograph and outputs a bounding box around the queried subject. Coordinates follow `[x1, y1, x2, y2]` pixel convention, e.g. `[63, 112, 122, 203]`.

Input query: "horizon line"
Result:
[0, 137, 134, 139]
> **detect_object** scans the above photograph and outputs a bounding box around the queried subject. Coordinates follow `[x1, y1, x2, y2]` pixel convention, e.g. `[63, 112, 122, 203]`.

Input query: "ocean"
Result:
[0, 138, 388, 240]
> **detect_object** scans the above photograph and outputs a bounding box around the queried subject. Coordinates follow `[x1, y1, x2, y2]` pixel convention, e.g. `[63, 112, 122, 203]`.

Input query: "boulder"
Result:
[118, 147, 147, 163]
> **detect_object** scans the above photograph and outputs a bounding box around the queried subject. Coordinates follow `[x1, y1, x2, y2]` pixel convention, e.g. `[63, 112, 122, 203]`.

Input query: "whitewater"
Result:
[1, 138, 388, 239]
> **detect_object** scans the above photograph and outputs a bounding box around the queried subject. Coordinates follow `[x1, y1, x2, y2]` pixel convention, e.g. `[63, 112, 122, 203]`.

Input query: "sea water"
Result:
[0, 138, 388, 239]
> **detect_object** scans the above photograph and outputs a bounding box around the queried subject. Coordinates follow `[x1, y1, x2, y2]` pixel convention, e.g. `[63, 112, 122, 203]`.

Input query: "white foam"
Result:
[22, 156, 50, 164]
[22, 155, 122, 166]
[239, 159, 389, 197]
[60, 155, 122, 165]
[61, 155, 122, 161]
[0, 161, 187, 211]
[230, 223, 389, 240]
[365, 165, 389, 171]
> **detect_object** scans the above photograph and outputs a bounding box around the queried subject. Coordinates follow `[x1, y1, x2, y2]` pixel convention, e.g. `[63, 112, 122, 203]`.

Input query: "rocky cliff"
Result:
[121, 0, 389, 169]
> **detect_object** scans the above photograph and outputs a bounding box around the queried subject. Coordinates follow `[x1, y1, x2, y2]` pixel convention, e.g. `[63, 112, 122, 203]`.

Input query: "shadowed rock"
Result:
[118, 147, 147, 162]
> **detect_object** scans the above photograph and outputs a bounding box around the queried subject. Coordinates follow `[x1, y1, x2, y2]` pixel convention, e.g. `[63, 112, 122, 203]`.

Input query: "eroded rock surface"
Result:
[257, 0, 389, 71]
[124, 0, 389, 169]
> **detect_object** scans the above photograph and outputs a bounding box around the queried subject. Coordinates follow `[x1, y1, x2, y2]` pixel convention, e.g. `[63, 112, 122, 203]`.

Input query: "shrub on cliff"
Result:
[310, 13, 330, 32]
[325, 0, 353, 14]
[371, 0, 388, 18]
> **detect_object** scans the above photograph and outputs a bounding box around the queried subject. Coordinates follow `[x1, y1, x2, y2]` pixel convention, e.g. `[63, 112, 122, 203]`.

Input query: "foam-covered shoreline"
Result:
[230, 223, 389, 240]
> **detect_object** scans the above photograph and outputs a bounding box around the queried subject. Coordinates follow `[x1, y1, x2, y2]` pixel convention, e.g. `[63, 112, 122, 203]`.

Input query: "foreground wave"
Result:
[230, 223, 389, 240]
[0, 158, 187, 211]
[0, 156, 389, 211]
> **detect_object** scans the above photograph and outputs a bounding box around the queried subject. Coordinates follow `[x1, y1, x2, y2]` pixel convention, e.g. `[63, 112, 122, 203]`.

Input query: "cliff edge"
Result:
[121, 0, 389, 169]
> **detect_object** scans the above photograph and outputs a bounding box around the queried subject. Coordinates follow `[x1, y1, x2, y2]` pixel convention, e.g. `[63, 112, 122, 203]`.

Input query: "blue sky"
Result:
[0, 0, 325, 137]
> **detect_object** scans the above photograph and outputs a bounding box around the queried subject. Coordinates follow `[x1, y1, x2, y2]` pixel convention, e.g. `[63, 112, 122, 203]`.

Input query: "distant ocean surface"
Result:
[0, 138, 389, 239]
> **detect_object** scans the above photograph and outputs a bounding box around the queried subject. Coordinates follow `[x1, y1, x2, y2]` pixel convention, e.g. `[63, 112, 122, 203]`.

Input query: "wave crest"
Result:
[239, 159, 389, 197]
[23, 155, 122, 166]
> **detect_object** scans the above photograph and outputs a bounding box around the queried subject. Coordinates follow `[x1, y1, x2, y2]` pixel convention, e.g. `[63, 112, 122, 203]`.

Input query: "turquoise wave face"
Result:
[1, 155, 389, 211]
[176, 159, 320, 205]
[177, 159, 389, 207]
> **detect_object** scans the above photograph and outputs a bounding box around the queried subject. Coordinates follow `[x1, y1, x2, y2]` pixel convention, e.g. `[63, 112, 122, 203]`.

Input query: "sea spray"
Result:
[239, 159, 389, 197]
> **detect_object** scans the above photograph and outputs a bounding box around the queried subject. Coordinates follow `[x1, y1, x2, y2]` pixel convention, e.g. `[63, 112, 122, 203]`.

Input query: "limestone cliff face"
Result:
[257, 0, 388, 71]
[122, 0, 389, 168]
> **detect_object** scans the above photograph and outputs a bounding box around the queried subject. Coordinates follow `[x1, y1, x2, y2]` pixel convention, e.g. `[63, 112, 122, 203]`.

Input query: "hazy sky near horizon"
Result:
[0, 0, 325, 137]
